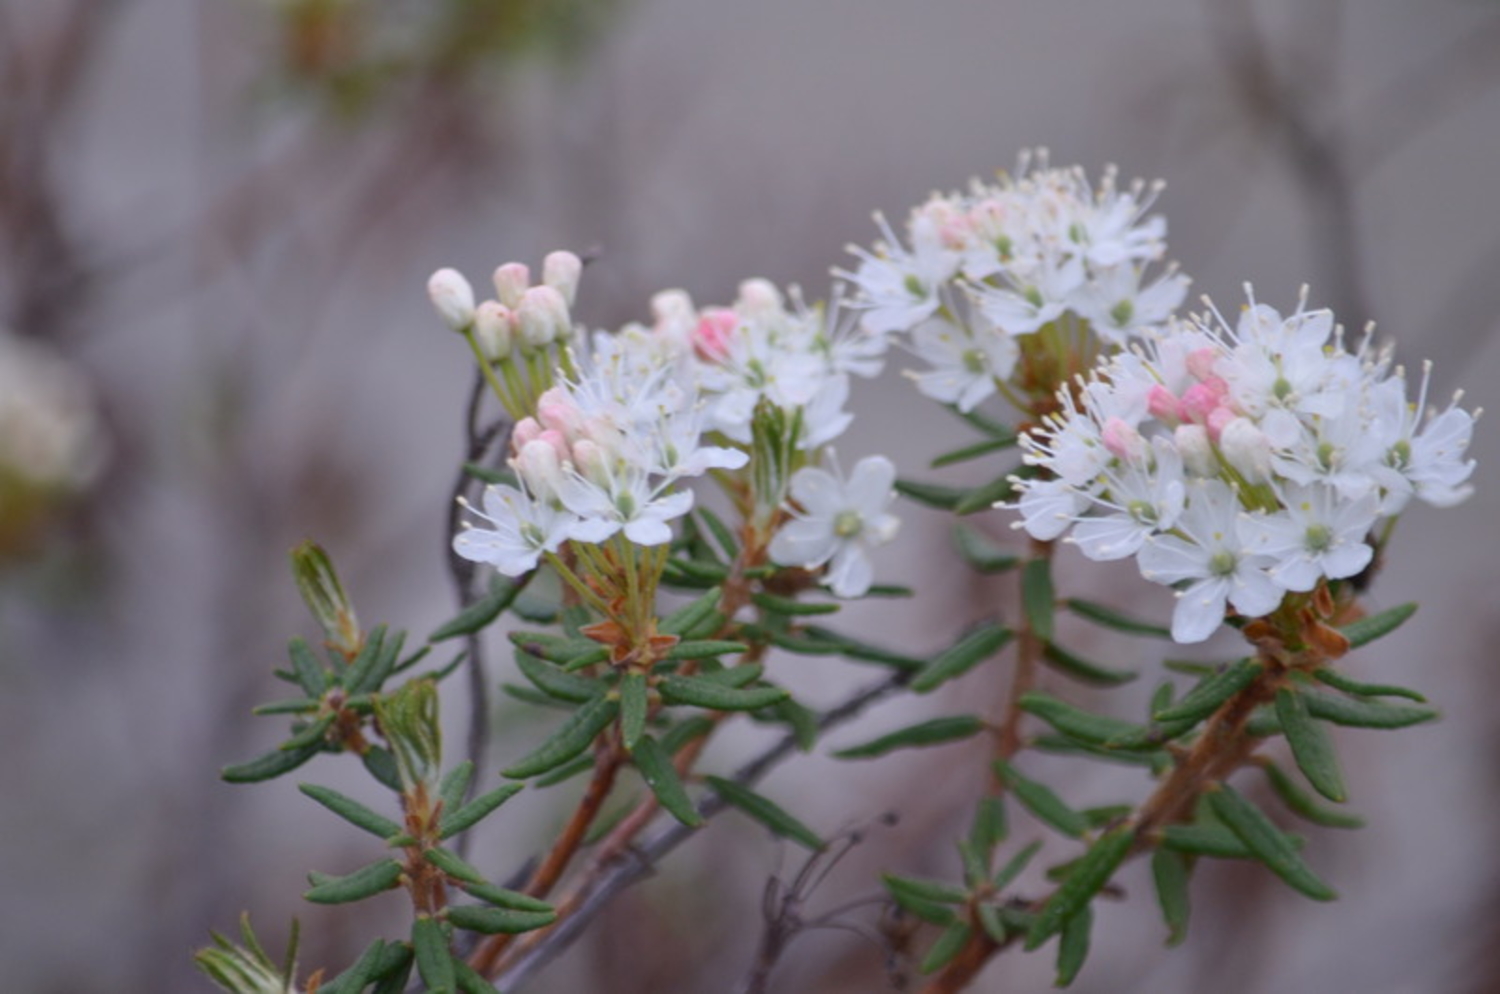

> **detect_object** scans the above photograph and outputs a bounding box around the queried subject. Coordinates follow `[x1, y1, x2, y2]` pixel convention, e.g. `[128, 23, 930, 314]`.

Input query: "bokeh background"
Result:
[3, 0, 1499, 991]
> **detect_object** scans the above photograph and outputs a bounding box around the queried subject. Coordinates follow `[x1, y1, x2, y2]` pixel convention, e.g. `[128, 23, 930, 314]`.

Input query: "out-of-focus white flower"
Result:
[0, 329, 106, 496]
[769, 454, 900, 597]
[453, 482, 580, 576]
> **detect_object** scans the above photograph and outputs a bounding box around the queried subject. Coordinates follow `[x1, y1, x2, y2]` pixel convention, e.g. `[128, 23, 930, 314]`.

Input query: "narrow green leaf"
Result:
[760, 698, 819, 751]
[287, 638, 329, 696]
[970, 796, 1008, 853]
[657, 674, 788, 712]
[508, 631, 595, 665]
[865, 584, 916, 598]
[412, 916, 455, 994]
[1160, 824, 1257, 859]
[1081, 804, 1133, 829]
[461, 461, 511, 485]
[1018, 692, 1144, 746]
[361, 746, 401, 791]
[894, 478, 967, 511]
[799, 625, 926, 670]
[429, 577, 522, 642]
[931, 436, 1016, 468]
[314, 939, 390, 994]
[890, 892, 957, 926]
[1312, 668, 1426, 703]
[619, 673, 649, 751]
[1338, 602, 1417, 648]
[252, 697, 320, 716]
[367, 943, 415, 994]
[954, 474, 1017, 515]
[659, 715, 716, 756]
[533, 754, 594, 787]
[911, 623, 1014, 693]
[882, 873, 970, 906]
[833, 715, 986, 759]
[304, 858, 403, 904]
[1207, 785, 1336, 900]
[280, 713, 336, 752]
[996, 761, 1089, 838]
[706, 776, 823, 850]
[666, 639, 749, 660]
[959, 840, 987, 888]
[560, 646, 611, 672]
[1153, 658, 1263, 724]
[1025, 827, 1135, 949]
[460, 881, 554, 914]
[952, 403, 1017, 441]
[663, 558, 729, 584]
[299, 784, 401, 839]
[1302, 688, 1438, 729]
[1055, 902, 1093, 986]
[695, 506, 741, 561]
[452, 957, 500, 994]
[977, 902, 1007, 944]
[1151, 849, 1190, 946]
[222, 741, 322, 783]
[951, 522, 1020, 574]
[343, 626, 399, 695]
[501, 695, 618, 779]
[1064, 598, 1171, 638]
[633, 734, 702, 827]
[751, 591, 841, 616]
[514, 652, 598, 704]
[446, 904, 556, 935]
[659, 588, 724, 637]
[1040, 642, 1137, 687]
[1261, 761, 1365, 829]
[992, 840, 1044, 891]
[920, 922, 974, 974]
[423, 846, 485, 885]
[438, 762, 475, 820]
[439, 783, 525, 840]
[1021, 558, 1055, 643]
[1276, 688, 1347, 802]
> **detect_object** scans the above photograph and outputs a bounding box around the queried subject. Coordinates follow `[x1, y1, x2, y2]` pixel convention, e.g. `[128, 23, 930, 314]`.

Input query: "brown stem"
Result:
[469, 740, 624, 976]
[991, 537, 1053, 790]
[920, 656, 1282, 993]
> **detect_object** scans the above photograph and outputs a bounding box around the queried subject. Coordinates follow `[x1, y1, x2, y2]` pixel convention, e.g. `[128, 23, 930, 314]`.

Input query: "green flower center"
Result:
[1209, 549, 1237, 577]
[834, 510, 863, 538]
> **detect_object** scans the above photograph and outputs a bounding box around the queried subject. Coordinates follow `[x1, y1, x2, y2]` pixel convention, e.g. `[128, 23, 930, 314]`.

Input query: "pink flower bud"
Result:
[1185, 347, 1219, 382]
[472, 301, 515, 360]
[537, 387, 584, 439]
[692, 308, 738, 362]
[514, 438, 566, 497]
[1147, 385, 1180, 424]
[427, 268, 475, 331]
[512, 417, 543, 449]
[492, 262, 531, 309]
[570, 438, 608, 485]
[542, 250, 582, 307]
[517, 285, 570, 350]
[1102, 417, 1145, 462]
[1178, 377, 1228, 425]
[1205, 404, 1237, 442]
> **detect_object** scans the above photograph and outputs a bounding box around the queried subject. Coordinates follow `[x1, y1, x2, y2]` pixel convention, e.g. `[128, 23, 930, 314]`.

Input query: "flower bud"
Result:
[517, 285, 570, 351]
[513, 438, 567, 497]
[1102, 416, 1145, 462]
[542, 250, 583, 307]
[1147, 385, 1180, 424]
[472, 301, 515, 360]
[492, 262, 531, 309]
[1175, 424, 1216, 476]
[536, 386, 585, 439]
[736, 278, 782, 316]
[692, 308, 737, 362]
[427, 268, 475, 331]
[1218, 416, 1272, 483]
[289, 540, 361, 659]
[650, 289, 696, 335]
[373, 679, 442, 796]
[570, 438, 609, 486]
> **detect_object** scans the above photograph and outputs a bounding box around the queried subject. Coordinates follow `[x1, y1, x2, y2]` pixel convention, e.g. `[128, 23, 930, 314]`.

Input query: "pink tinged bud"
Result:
[650, 289, 696, 331]
[1186, 347, 1219, 382]
[542, 250, 583, 307]
[472, 301, 515, 360]
[517, 285, 570, 350]
[536, 387, 584, 439]
[692, 308, 738, 362]
[1178, 380, 1227, 425]
[1102, 417, 1145, 462]
[1147, 385, 1181, 424]
[515, 438, 566, 496]
[1218, 416, 1272, 483]
[570, 438, 608, 485]
[427, 268, 476, 331]
[736, 278, 782, 316]
[512, 417, 543, 449]
[1175, 424, 1216, 476]
[1205, 404, 1237, 443]
[492, 262, 531, 309]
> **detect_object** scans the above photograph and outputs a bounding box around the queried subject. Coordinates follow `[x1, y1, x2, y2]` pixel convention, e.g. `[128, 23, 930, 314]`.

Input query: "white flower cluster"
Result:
[1013, 290, 1477, 643]
[841, 152, 1190, 411]
[0, 329, 106, 495]
[449, 263, 899, 595]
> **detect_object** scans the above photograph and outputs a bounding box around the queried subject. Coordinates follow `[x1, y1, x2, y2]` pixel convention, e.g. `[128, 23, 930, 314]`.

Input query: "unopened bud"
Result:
[650, 289, 696, 334]
[517, 285, 570, 350]
[492, 262, 531, 309]
[1175, 424, 1216, 476]
[427, 268, 475, 332]
[473, 301, 515, 360]
[373, 679, 442, 796]
[736, 278, 782, 316]
[289, 540, 361, 659]
[542, 250, 583, 307]
[1219, 416, 1272, 483]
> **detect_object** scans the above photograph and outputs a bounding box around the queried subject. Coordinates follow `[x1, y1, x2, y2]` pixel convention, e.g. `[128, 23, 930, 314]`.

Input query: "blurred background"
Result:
[2, 0, 1499, 991]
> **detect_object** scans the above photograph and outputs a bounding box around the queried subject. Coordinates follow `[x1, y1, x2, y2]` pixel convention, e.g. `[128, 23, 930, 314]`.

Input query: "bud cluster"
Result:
[1013, 289, 1478, 642]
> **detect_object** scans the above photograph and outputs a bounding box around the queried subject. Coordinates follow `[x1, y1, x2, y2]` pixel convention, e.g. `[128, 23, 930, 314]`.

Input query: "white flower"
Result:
[769, 454, 900, 598]
[906, 317, 1018, 413]
[453, 483, 578, 576]
[839, 211, 960, 335]
[1245, 484, 1378, 592]
[1137, 480, 1282, 643]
